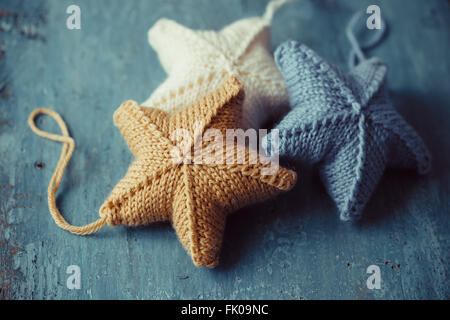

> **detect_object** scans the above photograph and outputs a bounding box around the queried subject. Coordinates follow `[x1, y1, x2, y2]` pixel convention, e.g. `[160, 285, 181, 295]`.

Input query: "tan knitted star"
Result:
[141, 0, 293, 130]
[100, 77, 297, 267]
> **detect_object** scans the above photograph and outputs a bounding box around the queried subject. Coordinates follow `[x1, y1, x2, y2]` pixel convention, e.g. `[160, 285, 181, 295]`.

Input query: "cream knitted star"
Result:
[141, 0, 293, 130]
[100, 77, 297, 267]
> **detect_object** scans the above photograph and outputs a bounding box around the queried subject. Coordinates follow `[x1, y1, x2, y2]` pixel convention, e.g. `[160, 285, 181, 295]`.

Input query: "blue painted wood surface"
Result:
[0, 0, 448, 299]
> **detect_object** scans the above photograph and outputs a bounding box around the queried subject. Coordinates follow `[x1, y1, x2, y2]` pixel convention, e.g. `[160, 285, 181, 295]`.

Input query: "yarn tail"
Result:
[28, 108, 106, 235]
[263, 0, 294, 22]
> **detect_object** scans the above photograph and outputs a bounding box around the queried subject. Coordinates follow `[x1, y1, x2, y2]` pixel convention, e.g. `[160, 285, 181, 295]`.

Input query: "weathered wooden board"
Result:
[0, 0, 448, 299]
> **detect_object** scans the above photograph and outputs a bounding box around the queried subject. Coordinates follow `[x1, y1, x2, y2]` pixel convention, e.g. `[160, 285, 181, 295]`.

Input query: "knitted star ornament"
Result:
[28, 76, 297, 268]
[264, 13, 431, 221]
[141, 0, 293, 129]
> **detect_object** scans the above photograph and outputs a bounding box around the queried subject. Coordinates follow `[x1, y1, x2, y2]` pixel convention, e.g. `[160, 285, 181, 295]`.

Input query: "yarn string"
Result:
[28, 108, 106, 235]
[263, 0, 294, 22]
[346, 10, 386, 68]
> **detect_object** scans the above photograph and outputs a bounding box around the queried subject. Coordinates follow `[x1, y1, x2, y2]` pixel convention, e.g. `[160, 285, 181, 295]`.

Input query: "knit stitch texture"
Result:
[264, 41, 431, 221]
[141, 0, 292, 130]
[100, 76, 297, 267]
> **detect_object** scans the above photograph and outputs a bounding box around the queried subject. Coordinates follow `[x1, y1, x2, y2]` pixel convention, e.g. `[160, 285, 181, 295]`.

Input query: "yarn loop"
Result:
[346, 10, 386, 68]
[28, 108, 107, 235]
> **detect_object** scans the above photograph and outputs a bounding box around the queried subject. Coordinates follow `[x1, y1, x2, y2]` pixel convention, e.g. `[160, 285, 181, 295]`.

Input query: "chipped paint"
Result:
[0, 0, 449, 299]
[0, 184, 27, 299]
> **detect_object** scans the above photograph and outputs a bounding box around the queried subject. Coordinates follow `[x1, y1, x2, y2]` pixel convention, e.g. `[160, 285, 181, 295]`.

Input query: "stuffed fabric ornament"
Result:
[264, 12, 431, 221]
[141, 0, 293, 130]
[28, 77, 297, 268]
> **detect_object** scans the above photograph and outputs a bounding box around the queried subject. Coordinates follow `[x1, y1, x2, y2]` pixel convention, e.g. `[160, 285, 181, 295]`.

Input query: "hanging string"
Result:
[346, 10, 387, 68]
[28, 108, 106, 235]
[263, 0, 294, 22]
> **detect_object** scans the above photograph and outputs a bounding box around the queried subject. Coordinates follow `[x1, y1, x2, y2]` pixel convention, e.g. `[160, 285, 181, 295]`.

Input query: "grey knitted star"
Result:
[264, 40, 431, 221]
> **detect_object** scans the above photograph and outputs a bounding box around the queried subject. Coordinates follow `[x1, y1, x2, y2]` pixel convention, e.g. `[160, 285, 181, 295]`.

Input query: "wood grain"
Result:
[0, 0, 448, 299]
